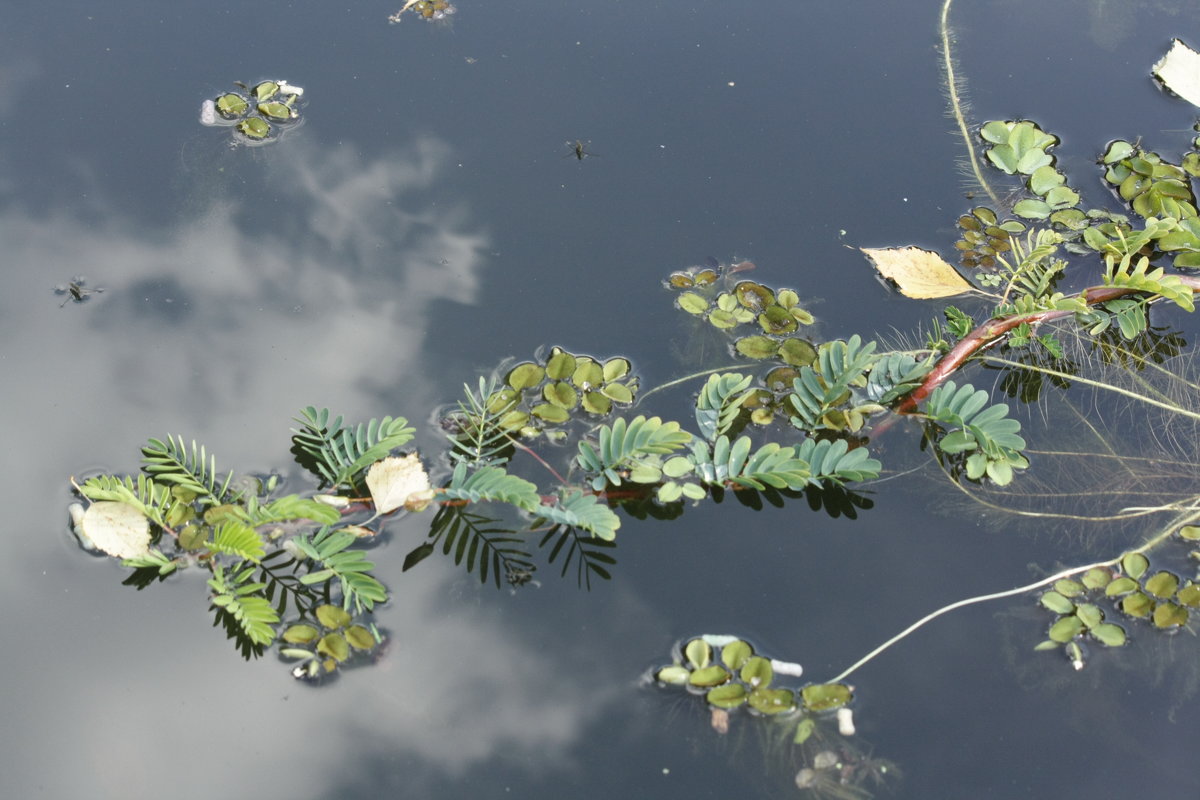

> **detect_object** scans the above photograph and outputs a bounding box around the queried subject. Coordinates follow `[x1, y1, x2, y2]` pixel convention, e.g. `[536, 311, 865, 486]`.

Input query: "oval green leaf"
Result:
[1039, 591, 1075, 615]
[1122, 552, 1150, 579]
[507, 362, 545, 390]
[721, 639, 753, 670]
[545, 350, 576, 379]
[778, 338, 817, 367]
[1092, 622, 1127, 647]
[237, 117, 270, 139]
[739, 656, 774, 689]
[657, 665, 691, 685]
[1048, 614, 1085, 643]
[688, 665, 732, 687]
[531, 403, 570, 424]
[315, 604, 352, 630]
[748, 688, 796, 714]
[707, 684, 748, 709]
[1145, 570, 1180, 599]
[735, 335, 778, 360]
[684, 638, 711, 670]
[601, 382, 634, 404]
[316, 632, 350, 662]
[800, 683, 852, 712]
[543, 381, 578, 409]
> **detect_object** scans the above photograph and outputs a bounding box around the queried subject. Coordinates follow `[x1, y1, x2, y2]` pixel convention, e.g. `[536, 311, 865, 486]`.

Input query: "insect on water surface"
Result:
[564, 139, 598, 161]
[54, 276, 103, 307]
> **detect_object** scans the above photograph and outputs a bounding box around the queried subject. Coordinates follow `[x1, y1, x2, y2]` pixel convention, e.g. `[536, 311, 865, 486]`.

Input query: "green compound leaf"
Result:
[576, 415, 692, 490]
[695, 372, 754, 441]
[535, 488, 621, 541]
[440, 462, 541, 512]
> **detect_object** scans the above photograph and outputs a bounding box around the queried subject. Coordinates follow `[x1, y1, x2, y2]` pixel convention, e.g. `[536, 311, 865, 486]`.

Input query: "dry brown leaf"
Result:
[366, 454, 432, 516]
[1153, 39, 1200, 109]
[861, 246, 973, 299]
[80, 501, 151, 559]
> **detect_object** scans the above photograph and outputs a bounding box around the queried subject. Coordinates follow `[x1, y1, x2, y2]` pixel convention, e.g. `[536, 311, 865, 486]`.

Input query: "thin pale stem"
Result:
[941, 0, 1000, 206]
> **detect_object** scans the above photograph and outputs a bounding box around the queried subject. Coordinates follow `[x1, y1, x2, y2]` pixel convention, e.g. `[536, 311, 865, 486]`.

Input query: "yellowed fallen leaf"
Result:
[80, 501, 151, 559]
[861, 246, 972, 299]
[1153, 39, 1200, 109]
[366, 454, 432, 516]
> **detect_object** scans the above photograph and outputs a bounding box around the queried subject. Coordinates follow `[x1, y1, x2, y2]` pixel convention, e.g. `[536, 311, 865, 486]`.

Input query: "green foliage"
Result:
[292, 526, 388, 614]
[208, 564, 280, 656]
[955, 206, 1026, 271]
[142, 435, 241, 504]
[865, 351, 936, 404]
[291, 406, 414, 491]
[1101, 140, 1197, 220]
[77, 474, 173, 528]
[576, 415, 692, 491]
[444, 377, 516, 468]
[924, 381, 1028, 485]
[243, 494, 342, 527]
[535, 488, 621, 541]
[440, 462, 541, 512]
[686, 435, 813, 491]
[281, 602, 381, 681]
[980, 119, 1058, 176]
[788, 335, 882, 433]
[1103, 251, 1195, 312]
[694, 372, 754, 441]
[208, 520, 267, 562]
[794, 439, 881, 485]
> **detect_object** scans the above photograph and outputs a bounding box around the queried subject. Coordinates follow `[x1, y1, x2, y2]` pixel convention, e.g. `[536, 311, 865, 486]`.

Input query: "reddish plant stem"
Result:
[894, 278, 1200, 415]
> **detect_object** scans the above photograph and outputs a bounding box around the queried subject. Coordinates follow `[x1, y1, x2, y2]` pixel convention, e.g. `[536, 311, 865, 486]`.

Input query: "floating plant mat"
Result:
[199, 79, 305, 145]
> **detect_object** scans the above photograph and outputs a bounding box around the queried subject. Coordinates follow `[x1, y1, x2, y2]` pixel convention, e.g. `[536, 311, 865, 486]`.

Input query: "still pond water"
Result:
[2, 0, 1199, 797]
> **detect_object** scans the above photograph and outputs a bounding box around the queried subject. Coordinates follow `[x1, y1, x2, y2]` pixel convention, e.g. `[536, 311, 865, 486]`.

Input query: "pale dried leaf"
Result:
[366, 454, 432, 516]
[861, 246, 973, 299]
[80, 501, 151, 559]
[1153, 39, 1200, 109]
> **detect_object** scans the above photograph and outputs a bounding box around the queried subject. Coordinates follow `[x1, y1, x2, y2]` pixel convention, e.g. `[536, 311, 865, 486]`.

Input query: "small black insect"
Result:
[564, 139, 598, 161]
[54, 276, 104, 307]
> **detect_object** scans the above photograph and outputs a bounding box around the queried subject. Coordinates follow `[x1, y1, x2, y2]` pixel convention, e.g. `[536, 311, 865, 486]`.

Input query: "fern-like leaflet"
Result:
[403, 506, 535, 589]
[923, 380, 1028, 485]
[687, 435, 812, 491]
[291, 407, 415, 490]
[242, 494, 343, 527]
[292, 526, 388, 614]
[576, 415, 692, 490]
[794, 439, 882, 485]
[866, 352, 936, 405]
[208, 521, 267, 562]
[141, 435, 241, 505]
[76, 474, 173, 528]
[208, 564, 279, 656]
[444, 377, 516, 468]
[534, 488, 621, 541]
[788, 335, 880, 432]
[694, 373, 754, 441]
[438, 462, 542, 512]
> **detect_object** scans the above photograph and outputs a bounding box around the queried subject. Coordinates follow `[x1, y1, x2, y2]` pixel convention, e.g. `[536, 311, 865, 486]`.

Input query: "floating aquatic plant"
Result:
[199, 80, 304, 145]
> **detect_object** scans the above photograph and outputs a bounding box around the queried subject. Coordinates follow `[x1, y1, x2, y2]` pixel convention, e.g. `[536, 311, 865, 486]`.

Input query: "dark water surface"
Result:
[2, 1, 1199, 797]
